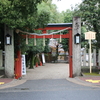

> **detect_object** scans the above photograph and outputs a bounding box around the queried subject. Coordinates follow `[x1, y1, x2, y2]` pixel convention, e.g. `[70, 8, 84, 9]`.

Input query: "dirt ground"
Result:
[22, 63, 69, 80]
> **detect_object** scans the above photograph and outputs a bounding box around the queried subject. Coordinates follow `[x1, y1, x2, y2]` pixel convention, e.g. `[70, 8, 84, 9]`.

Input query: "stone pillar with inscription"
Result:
[72, 17, 81, 77]
[5, 25, 14, 78]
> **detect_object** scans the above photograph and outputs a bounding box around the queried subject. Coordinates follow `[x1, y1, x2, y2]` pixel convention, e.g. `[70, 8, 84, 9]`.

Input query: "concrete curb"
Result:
[66, 77, 100, 87]
[0, 79, 27, 89]
[1, 77, 100, 89]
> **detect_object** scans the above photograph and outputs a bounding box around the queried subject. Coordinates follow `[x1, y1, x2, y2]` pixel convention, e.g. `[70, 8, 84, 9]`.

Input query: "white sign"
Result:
[76, 36, 80, 43]
[84, 31, 96, 40]
[22, 55, 26, 75]
[7, 37, 10, 44]
[42, 53, 45, 63]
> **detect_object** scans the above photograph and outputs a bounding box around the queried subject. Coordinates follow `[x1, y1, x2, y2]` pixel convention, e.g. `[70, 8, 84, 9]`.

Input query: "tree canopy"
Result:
[38, 0, 63, 23]
[62, 9, 73, 23]
[0, 0, 50, 30]
[74, 0, 100, 49]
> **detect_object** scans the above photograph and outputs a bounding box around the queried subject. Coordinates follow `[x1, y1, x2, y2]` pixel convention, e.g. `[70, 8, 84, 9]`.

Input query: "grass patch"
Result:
[83, 72, 100, 76]
[81, 66, 99, 73]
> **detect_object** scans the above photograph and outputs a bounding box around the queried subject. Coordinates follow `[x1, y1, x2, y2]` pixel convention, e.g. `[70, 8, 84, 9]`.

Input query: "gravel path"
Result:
[22, 63, 69, 80]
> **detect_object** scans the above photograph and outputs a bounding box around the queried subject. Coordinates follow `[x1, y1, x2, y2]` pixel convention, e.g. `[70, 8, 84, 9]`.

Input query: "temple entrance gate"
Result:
[28, 23, 73, 78]
[15, 17, 81, 79]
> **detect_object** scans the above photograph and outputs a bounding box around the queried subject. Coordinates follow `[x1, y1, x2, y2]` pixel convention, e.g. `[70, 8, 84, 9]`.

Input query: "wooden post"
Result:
[88, 49, 90, 67]
[89, 39, 92, 73]
[69, 29, 73, 78]
[84, 31, 96, 72]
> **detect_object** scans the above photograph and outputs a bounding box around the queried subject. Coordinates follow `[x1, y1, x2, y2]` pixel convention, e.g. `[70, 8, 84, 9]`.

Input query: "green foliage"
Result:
[36, 11, 50, 28]
[0, 0, 49, 29]
[83, 73, 100, 76]
[61, 38, 69, 52]
[44, 46, 50, 53]
[62, 9, 73, 23]
[81, 26, 88, 48]
[14, 32, 29, 58]
[0, 0, 51, 60]
[74, 0, 100, 49]
[59, 10, 73, 51]
[26, 46, 40, 68]
[37, 0, 63, 23]
[0, 24, 4, 50]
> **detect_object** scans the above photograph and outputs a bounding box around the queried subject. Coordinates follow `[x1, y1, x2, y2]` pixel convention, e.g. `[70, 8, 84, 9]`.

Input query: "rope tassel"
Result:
[43, 36, 45, 46]
[26, 35, 28, 44]
[34, 35, 36, 46]
[60, 34, 62, 42]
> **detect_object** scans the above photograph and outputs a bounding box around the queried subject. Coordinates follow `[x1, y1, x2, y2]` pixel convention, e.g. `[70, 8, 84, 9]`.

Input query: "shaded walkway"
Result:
[23, 63, 69, 80]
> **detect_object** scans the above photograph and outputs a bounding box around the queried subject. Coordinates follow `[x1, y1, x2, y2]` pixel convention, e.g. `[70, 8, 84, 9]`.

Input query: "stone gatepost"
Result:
[0, 50, 3, 67]
[72, 17, 81, 77]
[4, 25, 14, 78]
